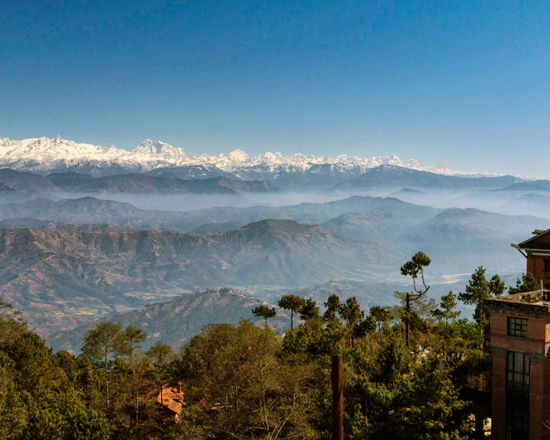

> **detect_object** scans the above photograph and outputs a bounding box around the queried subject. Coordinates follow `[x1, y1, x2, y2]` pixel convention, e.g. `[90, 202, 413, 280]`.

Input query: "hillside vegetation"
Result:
[0, 260, 522, 439]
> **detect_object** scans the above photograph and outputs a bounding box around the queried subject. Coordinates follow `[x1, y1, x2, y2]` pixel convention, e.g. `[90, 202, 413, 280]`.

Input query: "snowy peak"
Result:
[228, 149, 249, 162]
[0, 136, 116, 164]
[0, 136, 480, 178]
[133, 139, 191, 161]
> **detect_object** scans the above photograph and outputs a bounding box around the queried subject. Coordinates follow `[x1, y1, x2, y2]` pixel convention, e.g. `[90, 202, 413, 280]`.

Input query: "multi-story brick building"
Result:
[487, 291, 550, 440]
[487, 229, 550, 439]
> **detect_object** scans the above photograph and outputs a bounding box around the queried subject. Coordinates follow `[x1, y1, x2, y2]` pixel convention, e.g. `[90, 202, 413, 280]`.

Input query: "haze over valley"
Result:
[0, 137, 544, 349]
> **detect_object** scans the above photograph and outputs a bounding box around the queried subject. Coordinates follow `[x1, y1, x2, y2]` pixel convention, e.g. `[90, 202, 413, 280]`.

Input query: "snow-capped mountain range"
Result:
[0, 136, 477, 178]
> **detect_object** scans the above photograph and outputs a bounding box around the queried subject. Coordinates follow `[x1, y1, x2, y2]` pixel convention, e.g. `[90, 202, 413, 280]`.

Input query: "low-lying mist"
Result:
[2, 182, 544, 345]
[382, 188, 550, 220]
[71, 191, 369, 212]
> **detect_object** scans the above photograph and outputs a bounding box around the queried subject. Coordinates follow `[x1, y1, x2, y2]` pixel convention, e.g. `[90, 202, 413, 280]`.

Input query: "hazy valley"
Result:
[0, 139, 548, 349]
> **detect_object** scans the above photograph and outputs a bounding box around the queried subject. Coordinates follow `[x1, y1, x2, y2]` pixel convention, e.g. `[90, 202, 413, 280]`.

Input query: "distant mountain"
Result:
[0, 197, 57, 220]
[0, 136, 499, 189]
[65, 174, 239, 195]
[212, 177, 281, 193]
[0, 197, 152, 225]
[291, 279, 399, 309]
[143, 165, 231, 180]
[400, 208, 545, 273]
[0, 168, 60, 192]
[45, 172, 281, 194]
[495, 180, 550, 192]
[393, 188, 425, 195]
[335, 165, 519, 191]
[517, 193, 550, 203]
[318, 205, 547, 276]
[0, 220, 399, 338]
[0, 196, 236, 231]
[176, 195, 440, 232]
[191, 221, 245, 235]
[49, 288, 285, 352]
[493, 192, 550, 219]
[0, 218, 129, 232]
[0, 194, 442, 234]
[46, 171, 95, 189]
[1, 195, 537, 278]
[0, 183, 14, 193]
[322, 207, 437, 243]
[0, 187, 54, 205]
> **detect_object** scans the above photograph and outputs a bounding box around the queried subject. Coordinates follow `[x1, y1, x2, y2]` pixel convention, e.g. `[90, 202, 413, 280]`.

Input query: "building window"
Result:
[545, 260, 550, 279]
[507, 317, 527, 338]
[507, 351, 530, 392]
[506, 391, 529, 440]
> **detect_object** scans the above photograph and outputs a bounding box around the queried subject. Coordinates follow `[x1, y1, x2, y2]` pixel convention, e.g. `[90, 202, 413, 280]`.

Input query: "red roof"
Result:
[157, 384, 186, 415]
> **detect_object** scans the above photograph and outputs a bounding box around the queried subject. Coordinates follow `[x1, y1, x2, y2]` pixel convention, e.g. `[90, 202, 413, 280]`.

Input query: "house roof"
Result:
[512, 228, 550, 251]
[157, 384, 186, 415]
[487, 290, 550, 314]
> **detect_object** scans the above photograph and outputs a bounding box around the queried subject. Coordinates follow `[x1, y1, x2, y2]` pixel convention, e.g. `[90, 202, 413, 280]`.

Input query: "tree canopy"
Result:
[0, 258, 501, 439]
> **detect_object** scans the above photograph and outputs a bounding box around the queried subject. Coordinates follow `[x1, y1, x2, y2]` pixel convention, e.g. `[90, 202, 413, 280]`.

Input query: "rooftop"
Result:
[157, 384, 186, 415]
[487, 290, 550, 314]
[511, 228, 550, 251]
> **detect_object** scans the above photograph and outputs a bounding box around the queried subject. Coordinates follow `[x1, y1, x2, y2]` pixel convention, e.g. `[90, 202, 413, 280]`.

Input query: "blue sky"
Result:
[1, 0, 549, 176]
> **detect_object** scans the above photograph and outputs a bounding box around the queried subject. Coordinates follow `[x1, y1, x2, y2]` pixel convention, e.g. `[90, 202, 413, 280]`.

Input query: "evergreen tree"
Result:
[278, 294, 306, 329]
[81, 322, 147, 412]
[369, 306, 392, 332]
[458, 266, 505, 335]
[399, 251, 432, 346]
[251, 305, 277, 327]
[175, 320, 318, 439]
[0, 353, 27, 439]
[299, 298, 320, 321]
[82, 322, 128, 371]
[339, 296, 365, 347]
[432, 291, 461, 325]
[323, 294, 341, 323]
[509, 272, 539, 294]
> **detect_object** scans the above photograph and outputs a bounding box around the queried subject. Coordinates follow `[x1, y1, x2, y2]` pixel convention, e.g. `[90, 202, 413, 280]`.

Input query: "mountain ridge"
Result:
[0, 168, 281, 194]
[0, 219, 398, 338]
[49, 288, 284, 352]
[0, 136, 497, 178]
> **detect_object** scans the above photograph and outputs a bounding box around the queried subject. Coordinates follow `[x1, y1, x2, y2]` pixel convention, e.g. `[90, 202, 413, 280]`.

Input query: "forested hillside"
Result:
[0, 257, 534, 439]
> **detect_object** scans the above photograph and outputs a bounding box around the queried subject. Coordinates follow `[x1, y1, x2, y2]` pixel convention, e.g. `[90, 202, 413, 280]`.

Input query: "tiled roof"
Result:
[157, 384, 186, 415]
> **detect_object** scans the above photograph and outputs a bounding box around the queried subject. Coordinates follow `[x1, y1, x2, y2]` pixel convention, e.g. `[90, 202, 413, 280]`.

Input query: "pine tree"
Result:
[432, 291, 461, 325]
[251, 305, 277, 327]
[399, 251, 431, 346]
[509, 272, 539, 294]
[299, 298, 320, 321]
[369, 306, 392, 332]
[339, 296, 365, 347]
[458, 266, 505, 336]
[278, 294, 306, 329]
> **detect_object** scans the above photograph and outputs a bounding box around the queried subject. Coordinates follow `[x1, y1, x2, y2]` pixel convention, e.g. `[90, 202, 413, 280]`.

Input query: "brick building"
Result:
[486, 228, 550, 439]
[512, 229, 550, 290]
[487, 291, 550, 439]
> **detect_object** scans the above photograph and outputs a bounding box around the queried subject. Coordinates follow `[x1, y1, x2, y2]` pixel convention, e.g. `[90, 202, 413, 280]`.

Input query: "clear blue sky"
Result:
[1, 0, 550, 176]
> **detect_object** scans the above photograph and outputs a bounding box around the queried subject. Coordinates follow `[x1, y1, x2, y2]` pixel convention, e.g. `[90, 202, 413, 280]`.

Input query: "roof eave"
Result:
[517, 229, 550, 248]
